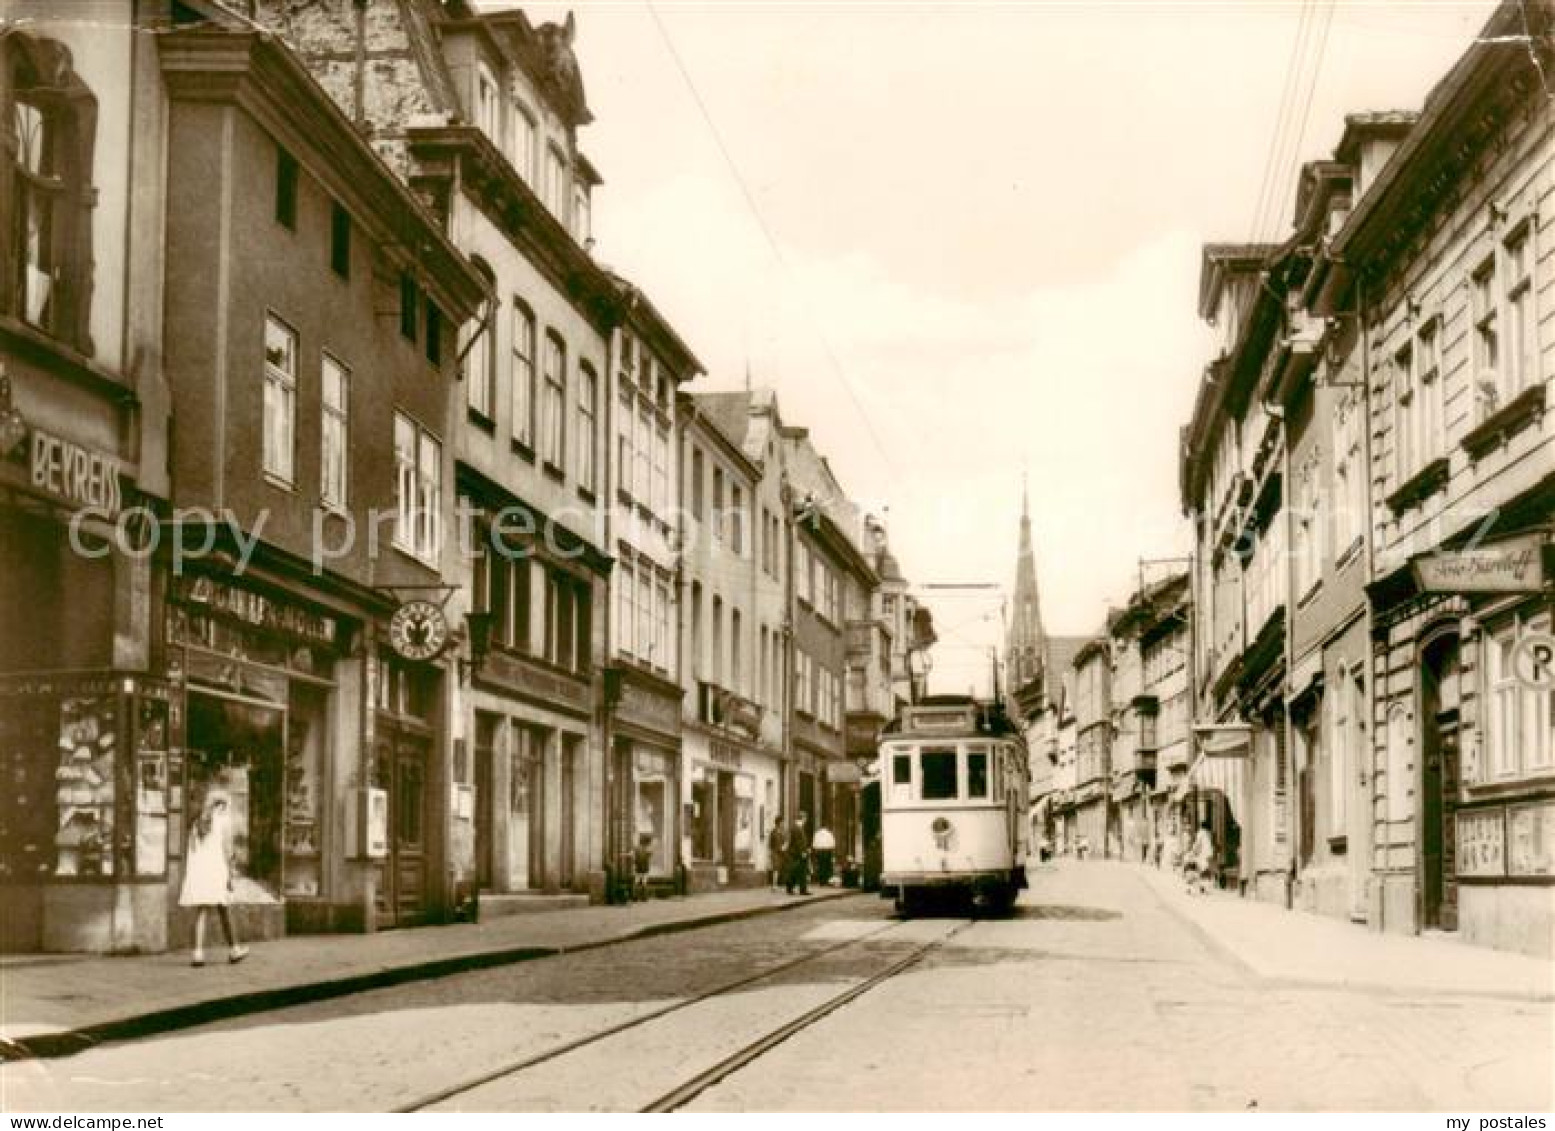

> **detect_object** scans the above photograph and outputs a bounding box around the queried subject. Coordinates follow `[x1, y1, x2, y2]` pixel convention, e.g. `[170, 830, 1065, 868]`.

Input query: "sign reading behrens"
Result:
[31, 427, 123, 517]
[1413, 535, 1546, 594]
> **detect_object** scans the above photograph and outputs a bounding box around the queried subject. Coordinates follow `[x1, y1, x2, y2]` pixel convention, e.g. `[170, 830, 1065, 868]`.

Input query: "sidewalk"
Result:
[1130, 860, 1554, 1001]
[0, 887, 857, 1060]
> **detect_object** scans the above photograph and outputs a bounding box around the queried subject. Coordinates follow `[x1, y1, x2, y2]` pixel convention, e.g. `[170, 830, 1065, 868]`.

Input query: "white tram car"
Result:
[878, 695, 1028, 914]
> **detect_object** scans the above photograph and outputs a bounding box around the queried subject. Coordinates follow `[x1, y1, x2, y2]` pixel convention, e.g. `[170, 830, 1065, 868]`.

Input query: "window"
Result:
[511, 300, 536, 449]
[636, 567, 652, 667]
[424, 300, 442, 366]
[655, 575, 671, 674]
[712, 596, 724, 685]
[967, 748, 989, 799]
[478, 529, 531, 653]
[653, 422, 669, 517]
[1393, 342, 1417, 481]
[512, 103, 537, 184]
[730, 485, 745, 555]
[399, 274, 418, 341]
[794, 648, 809, 713]
[1417, 318, 1444, 458]
[546, 145, 568, 220]
[475, 62, 500, 143]
[635, 400, 652, 504]
[920, 749, 959, 801]
[759, 625, 768, 707]
[1485, 612, 1554, 780]
[3, 35, 95, 349]
[330, 201, 350, 278]
[572, 180, 591, 244]
[540, 567, 589, 672]
[393, 412, 441, 562]
[712, 467, 725, 544]
[465, 286, 496, 421]
[691, 448, 705, 519]
[577, 362, 597, 491]
[731, 608, 743, 694]
[690, 582, 703, 677]
[1504, 225, 1536, 399]
[275, 146, 298, 229]
[321, 354, 348, 508]
[542, 332, 565, 469]
[1331, 390, 1365, 558]
[617, 559, 636, 658]
[1292, 450, 1320, 597]
[891, 752, 912, 803]
[1472, 257, 1500, 414]
[263, 314, 297, 484]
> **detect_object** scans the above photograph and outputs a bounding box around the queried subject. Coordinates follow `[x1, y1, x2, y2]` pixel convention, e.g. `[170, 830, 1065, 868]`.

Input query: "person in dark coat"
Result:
[785, 813, 811, 895]
[767, 815, 787, 890]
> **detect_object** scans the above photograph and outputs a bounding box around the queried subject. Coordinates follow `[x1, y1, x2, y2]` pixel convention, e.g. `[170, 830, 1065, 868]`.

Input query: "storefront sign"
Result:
[1507, 801, 1555, 877]
[708, 737, 744, 768]
[29, 427, 123, 518]
[826, 760, 862, 784]
[1413, 535, 1546, 594]
[174, 575, 338, 647]
[615, 680, 681, 737]
[1456, 807, 1506, 878]
[477, 649, 589, 714]
[388, 600, 449, 662]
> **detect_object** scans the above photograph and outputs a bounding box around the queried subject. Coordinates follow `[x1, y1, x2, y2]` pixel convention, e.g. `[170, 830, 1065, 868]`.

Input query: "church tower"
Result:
[1006, 477, 1046, 694]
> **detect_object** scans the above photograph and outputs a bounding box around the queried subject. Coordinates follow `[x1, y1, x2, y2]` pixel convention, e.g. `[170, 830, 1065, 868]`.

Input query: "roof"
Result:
[1045, 636, 1090, 682]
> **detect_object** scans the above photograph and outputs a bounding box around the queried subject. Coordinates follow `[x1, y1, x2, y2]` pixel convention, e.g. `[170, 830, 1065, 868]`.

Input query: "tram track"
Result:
[398, 916, 972, 1113]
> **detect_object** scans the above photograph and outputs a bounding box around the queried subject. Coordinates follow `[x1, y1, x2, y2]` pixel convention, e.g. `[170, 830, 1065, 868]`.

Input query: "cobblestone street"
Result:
[5, 862, 1548, 1112]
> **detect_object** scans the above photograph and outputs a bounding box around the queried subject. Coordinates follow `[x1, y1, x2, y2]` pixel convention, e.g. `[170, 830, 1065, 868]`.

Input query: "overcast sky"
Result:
[520, 0, 1499, 695]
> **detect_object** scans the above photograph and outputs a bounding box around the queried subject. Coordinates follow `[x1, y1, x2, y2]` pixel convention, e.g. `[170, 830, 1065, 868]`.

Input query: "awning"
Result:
[1180, 751, 1248, 819]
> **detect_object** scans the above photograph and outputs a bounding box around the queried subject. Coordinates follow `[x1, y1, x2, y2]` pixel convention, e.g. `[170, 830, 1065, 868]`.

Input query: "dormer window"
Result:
[545, 144, 568, 221]
[572, 179, 591, 244]
[1, 31, 98, 354]
[512, 102, 537, 186]
[475, 62, 500, 145]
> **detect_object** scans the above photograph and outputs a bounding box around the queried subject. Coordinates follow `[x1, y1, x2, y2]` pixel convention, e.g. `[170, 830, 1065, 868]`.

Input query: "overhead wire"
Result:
[643, 0, 903, 487]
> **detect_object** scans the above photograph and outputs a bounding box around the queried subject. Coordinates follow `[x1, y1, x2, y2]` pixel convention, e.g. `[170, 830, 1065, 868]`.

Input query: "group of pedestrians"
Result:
[766, 813, 836, 895]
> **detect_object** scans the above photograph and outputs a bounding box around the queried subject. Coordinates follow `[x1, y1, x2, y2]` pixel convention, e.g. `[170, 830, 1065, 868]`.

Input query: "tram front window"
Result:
[967, 749, 988, 799]
[891, 753, 912, 802]
[920, 748, 958, 800]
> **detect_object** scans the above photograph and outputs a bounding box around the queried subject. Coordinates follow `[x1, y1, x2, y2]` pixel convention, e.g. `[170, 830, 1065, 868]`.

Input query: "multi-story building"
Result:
[1069, 637, 1111, 856]
[603, 279, 700, 898]
[1181, 243, 1284, 895]
[1315, 1, 1553, 956]
[261, 1, 623, 906]
[1106, 574, 1191, 866]
[781, 425, 880, 855]
[0, 3, 176, 952]
[679, 391, 774, 890]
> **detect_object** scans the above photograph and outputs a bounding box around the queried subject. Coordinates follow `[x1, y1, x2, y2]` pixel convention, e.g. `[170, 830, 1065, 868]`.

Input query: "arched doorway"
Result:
[1419, 628, 1462, 931]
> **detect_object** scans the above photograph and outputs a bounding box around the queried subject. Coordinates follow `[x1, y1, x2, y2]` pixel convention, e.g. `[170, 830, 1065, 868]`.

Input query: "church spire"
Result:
[1006, 474, 1045, 693]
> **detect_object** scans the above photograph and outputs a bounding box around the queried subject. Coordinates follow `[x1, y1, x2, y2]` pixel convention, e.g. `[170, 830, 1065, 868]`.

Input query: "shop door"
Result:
[558, 736, 577, 889]
[717, 771, 737, 869]
[474, 722, 495, 890]
[374, 729, 430, 927]
[1421, 634, 1461, 931]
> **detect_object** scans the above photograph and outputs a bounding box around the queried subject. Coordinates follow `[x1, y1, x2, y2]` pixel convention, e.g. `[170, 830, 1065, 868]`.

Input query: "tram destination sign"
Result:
[1413, 534, 1546, 594]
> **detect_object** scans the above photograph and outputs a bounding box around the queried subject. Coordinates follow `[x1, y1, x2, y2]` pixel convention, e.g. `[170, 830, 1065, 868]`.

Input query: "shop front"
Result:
[165, 570, 371, 939]
[605, 664, 682, 900]
[683, 727, 778, 892]
[1369, 527, 1555, 956]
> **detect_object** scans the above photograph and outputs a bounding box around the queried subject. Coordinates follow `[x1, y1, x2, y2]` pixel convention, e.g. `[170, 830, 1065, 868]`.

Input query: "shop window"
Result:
[283, 684, 325, 898]
[1484, 612, 1554, 780]
[187, 692, 284, 900]
[1, 30, 98, 352]
[920, 748, 958, 801]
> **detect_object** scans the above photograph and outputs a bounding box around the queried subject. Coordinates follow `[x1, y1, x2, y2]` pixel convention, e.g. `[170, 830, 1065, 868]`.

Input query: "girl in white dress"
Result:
[180, 790, 249, 966]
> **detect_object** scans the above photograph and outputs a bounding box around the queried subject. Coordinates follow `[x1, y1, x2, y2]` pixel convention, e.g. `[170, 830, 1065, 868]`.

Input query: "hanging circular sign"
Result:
[388, 600, 449, 662]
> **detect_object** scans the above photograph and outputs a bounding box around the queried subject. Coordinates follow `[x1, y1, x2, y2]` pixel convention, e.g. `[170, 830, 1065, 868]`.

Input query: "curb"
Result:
[1136, 866, 1555, 1005]
[1, 888, 860, 1062]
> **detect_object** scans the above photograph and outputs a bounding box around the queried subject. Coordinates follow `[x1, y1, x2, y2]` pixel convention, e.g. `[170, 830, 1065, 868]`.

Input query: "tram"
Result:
[877, 694, 1028, 915]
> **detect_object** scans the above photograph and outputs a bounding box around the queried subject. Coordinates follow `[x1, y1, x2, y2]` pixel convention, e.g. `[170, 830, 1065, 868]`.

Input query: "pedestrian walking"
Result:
[180, 787, 249, 967]
[633, 831, 653, 901]
[811, 823, 836, 886]
[785, 813, 811, 895]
